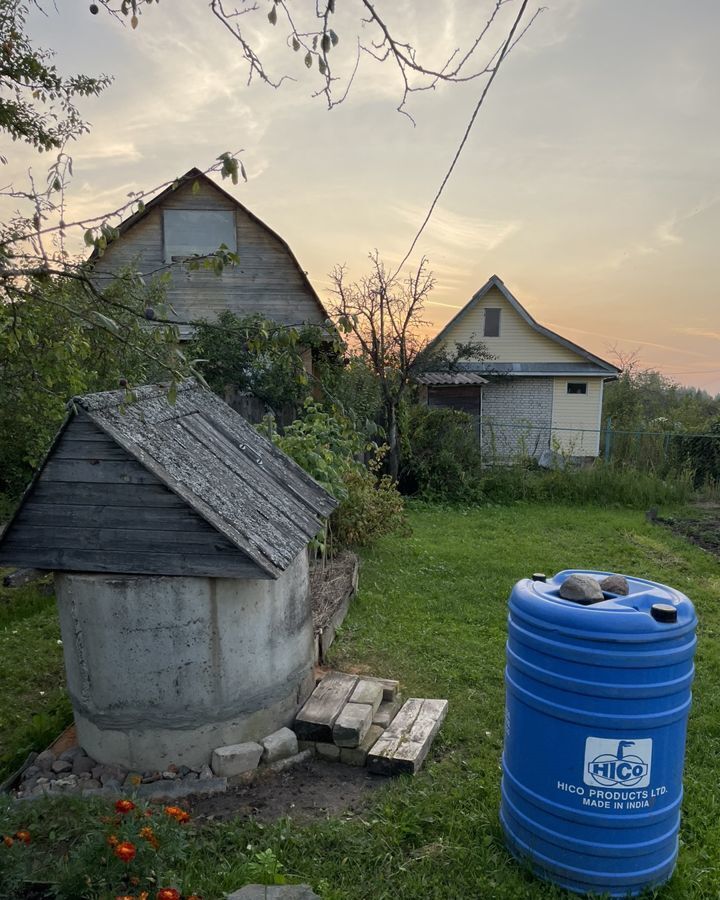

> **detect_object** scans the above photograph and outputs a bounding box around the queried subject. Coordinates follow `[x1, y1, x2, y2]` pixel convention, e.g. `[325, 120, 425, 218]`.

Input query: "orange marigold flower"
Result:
[115, 799, 136, 814]
[114, 840, 137, 863]
[15, 830, 31, 844]
[186, 895, 204, 899]
[3, 836, 13, 848]
[139, 893, 150, 900]
[156, 889, 181, 900]
[107, 834, 119, 847]
[115, 896, 135, 900]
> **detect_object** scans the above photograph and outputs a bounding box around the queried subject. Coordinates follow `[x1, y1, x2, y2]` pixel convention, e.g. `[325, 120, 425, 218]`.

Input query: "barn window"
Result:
[163, 209, 236, 262]
[567, 382, 587, 395]
[484, 308, 501, 337]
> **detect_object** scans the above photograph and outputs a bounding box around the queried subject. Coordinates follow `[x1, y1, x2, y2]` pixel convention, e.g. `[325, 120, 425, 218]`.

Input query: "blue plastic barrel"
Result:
[500, 569, 697, 897]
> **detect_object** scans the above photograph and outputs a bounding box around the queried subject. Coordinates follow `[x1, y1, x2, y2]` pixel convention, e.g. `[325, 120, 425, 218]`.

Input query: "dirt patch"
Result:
[656, 506, 720, 559]
[188, 757, 386, 824]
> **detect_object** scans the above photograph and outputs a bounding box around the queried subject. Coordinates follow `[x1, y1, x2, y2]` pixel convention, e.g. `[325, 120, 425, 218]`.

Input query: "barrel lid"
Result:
[509, 569, 696, 638]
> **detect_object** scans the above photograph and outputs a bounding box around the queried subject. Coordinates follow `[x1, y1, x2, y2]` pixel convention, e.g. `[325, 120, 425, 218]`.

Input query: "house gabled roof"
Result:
[90, 167, 332, 323]
[426, 275, 620, 376]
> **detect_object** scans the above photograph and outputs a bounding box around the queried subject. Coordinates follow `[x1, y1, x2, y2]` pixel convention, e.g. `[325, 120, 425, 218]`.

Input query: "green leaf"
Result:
[304, 51, 313, 69]
[84, 230, 95, 247]
[321, 33, 331, 53]
[192, 179, 200, 195]
[329, 29, 339, 46]
[268, 4, 277, 25]
[167, 380, 178, 405]
[240, 161, 248, 182]
[318, 57, 327, 74]
[90, 311, 119, 335]
[292, 36, 300, 51]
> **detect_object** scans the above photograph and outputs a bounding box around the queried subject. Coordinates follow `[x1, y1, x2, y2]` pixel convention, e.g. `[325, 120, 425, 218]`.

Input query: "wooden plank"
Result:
[54, 440, 130, 460]
[0, 547, 262, 578]
[42, 458, 159, 485]
[294, 672, 358, 742]
[31, 481, 186, 508]
[367, 698, 449, 776]
[1, 525, 237, 553]
[17, 503, 207, 531]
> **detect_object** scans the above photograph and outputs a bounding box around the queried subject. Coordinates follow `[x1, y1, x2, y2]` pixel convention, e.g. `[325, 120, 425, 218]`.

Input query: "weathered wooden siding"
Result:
[427, 386, 481, 438]
[439, 285, 584, 364]
[0, 414, 261, 577]
[95, 177, 326, 328]
[551, 377, 604, 456]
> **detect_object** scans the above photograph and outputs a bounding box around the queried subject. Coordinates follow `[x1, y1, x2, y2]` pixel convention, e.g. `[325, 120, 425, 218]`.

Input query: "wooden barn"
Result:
[0, 381, 336, 578]
[92, 167, 330, 338]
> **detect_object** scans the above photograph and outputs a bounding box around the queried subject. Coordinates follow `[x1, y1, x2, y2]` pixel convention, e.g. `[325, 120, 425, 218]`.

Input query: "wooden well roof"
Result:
[0, 382, 337, 579]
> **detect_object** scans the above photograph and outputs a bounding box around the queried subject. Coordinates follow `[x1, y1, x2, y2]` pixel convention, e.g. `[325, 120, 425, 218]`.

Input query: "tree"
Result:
[329, 251, 493, 478]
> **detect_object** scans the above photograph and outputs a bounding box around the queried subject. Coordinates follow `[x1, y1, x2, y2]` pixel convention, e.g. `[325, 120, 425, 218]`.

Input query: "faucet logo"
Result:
[583, 737, 652, 788]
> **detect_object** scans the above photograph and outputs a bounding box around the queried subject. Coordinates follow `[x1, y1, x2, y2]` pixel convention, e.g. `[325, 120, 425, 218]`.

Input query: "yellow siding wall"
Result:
[551, 378, 604, 456]
[441, 285, 583, 363]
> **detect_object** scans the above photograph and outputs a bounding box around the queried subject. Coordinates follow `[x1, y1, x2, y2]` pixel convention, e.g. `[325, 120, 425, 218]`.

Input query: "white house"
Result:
[418, 275, 620, 460]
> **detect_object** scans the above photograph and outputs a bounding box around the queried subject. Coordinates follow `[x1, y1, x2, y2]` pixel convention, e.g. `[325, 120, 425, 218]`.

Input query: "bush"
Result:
[259, 402, 406, 550]
[399, 405, 482, 501]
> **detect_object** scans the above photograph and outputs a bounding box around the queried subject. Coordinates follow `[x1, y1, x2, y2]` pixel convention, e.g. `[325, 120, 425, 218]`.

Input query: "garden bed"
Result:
[310, 551, 358, 663]
[655, 503, 720, 559]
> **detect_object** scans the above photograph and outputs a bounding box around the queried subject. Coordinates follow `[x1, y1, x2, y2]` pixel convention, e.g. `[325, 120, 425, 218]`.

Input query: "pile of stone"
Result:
[14, 726, 308, 801]
[294, 672, 449, 776]
[558, 572, 629, 604]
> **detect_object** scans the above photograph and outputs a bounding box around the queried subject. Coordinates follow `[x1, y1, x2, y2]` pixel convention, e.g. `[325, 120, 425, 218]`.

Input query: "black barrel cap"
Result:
[651, 603, 678, 623]
[532, 573, 547, 582]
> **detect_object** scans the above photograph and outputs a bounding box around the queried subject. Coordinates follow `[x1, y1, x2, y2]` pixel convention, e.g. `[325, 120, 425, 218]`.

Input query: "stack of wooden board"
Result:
[293, 671, 448, 775]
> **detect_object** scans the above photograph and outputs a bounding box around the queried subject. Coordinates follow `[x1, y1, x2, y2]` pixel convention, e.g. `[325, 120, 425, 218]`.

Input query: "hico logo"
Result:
[583, 737, 653, 788]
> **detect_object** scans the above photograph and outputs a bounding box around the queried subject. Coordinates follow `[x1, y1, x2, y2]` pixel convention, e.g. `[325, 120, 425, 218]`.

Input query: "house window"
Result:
[567, 382, 587, 395]
[163, 209, 236, 263]
[484, 308, 501, 337]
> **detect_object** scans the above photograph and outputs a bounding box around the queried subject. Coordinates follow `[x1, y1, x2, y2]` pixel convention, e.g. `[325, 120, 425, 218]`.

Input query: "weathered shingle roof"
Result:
[73, 381, 337, 578]
[415, 372, 488, 386]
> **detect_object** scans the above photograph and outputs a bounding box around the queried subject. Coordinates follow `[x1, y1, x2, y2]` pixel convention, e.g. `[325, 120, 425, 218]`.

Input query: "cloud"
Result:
[678, 327, 720, 342]
[391, 202, 521, 251]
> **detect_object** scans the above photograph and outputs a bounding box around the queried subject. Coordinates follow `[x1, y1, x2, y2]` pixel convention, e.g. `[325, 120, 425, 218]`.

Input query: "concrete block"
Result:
[297, 740, 316, 754]
[360, 676, 400, 702]
[261, 727, 298, 764]
[333, 703, 372, 748]
[211, 741, 263, 777]
[373, 698, 402, 729]
[135, 776, 228, 801]
[316, 742, 340, 761]
[227, 886, 320, 899]
[349, 680, 384, 715]
[266, 749, 313, 774]
[340, 724, 383, 767]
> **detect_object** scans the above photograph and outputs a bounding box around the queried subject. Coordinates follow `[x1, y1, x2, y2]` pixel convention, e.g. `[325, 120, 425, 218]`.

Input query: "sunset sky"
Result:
[7, 1, 720, 393]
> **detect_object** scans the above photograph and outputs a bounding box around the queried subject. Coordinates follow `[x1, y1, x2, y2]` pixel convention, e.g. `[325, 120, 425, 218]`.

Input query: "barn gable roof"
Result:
[427, 275, 620, 376]
[91, 167, 332, 323]
[0, 382, 337, 579]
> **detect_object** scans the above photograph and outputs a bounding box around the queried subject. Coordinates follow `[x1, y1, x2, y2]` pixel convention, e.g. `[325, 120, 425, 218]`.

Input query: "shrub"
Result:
[399, 405, 482, 501]
[259, 402, 406, 550]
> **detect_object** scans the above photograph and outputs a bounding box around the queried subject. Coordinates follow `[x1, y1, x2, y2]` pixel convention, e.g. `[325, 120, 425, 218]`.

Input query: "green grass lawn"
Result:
[2, 503, 720, 899]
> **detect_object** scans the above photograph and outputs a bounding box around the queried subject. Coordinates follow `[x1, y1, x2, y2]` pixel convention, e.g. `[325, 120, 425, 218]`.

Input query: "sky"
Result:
[6, 0, 720, 393]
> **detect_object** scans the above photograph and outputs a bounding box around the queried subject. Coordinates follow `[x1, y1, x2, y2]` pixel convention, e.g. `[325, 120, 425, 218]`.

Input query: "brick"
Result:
[261, 727, 298, 764]
[349, 680, 384, 714]
[340, 725, 383, 767]
[373, 698, 402, 729]
[316, 742, 340, 761]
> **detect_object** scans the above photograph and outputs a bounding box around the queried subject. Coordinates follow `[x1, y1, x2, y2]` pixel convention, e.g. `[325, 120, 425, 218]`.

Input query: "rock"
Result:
[349, 680, 384, 715]
[51, 775, 79, 792]
[59, 746, 85, 763]
[94, 765, 126, 784]
[340, 724, 383, 767]
[136, 776, 227, 802]
[82, 778, 102, 790]
[102, 778, 122, 791]
[35, 776, 49, 786]
[35, 750, 55, 771]
[183, 772, 199, 782]
[261, 727, 298, 764]
[22, 765, 40, 781]
[51, 759, 73, 775]
[78, 772, 92, 781]
[123, 772, 143, 787]
[600, 574, 630, 596]
[72, 756, 95, 776]
[198, 765, 213, 781]
[211, 742, 263, 778]
[177, 765, 192, 778]
[297, 741, 316, 754]
[166, 763, 179, 774]
[227, 885, 320, 899]
[558, 573, 604, 604]
[161, 770, 177, 780]
[333, 703, 373, 748]
[142, 772, 162, 784]
[266, 749, 313, 775]
[316, 742, 340, 761]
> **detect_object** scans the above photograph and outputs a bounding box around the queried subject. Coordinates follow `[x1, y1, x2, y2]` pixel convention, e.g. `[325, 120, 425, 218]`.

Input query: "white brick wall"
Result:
[480, 378, 553, 459]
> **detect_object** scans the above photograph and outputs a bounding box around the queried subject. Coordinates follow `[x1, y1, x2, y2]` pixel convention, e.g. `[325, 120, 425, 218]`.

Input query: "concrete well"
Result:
[54, 550, 315, 771]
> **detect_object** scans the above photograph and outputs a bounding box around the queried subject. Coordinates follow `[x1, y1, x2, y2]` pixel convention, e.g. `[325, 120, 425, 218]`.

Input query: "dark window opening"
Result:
[484, 308, 500, 337]
[567, 382, 587, 395]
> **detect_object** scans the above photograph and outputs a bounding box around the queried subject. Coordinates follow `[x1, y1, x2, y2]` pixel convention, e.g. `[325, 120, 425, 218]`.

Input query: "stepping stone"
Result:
[333, 702, 372, 748]
[367, 698, 449, 776]
[294, 672, 358, 742]
[349, 679, 384, 715]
